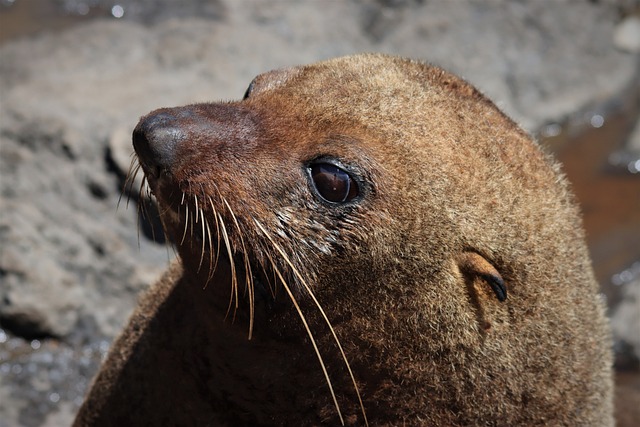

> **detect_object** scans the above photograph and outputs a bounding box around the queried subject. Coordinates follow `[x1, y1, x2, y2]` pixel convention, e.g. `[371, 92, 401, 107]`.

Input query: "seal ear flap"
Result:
[456, 251, 507, 302]
[243, 67, 302, 99]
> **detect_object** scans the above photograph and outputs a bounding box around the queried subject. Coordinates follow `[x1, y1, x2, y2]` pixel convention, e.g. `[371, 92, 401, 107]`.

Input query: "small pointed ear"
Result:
[243, 67, 302, 99]
[456, 251, 507, 302]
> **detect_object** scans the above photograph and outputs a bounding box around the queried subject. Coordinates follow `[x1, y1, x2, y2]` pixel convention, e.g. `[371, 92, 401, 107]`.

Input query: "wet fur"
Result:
[74, 54, 613, 425]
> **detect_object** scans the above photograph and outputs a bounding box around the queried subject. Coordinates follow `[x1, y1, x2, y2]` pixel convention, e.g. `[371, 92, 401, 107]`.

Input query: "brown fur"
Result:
[74, 54, 613, 426]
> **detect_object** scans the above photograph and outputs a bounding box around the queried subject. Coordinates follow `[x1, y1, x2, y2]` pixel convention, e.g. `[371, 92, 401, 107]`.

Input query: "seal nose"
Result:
[132, 111, 187, 176]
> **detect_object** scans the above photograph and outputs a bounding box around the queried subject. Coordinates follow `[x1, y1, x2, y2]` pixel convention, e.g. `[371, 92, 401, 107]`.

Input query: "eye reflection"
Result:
[309, 163, 359, 203]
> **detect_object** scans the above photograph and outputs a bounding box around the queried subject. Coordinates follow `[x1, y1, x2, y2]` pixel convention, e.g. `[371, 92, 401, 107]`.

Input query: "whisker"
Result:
[218, 213, 239, 322]
[254, 219, 368, 426]
[135, 176, 150, 249]
[194, 196, 199, 224]
[180, 201, 190, 246]
[203, 214, 214, 287]
[155, 207, 174, 262]
[208, 196, 222, 282]
[197, 204, 207, 273]
[222, 198, 255, 340]
[189, 194, 195, 245]
[147, 193, 161, 245]
[256, 251, 277, 299]
[118, 157, 140, 211]
[260, 241, 345, 426]
[129, 162, 142, 197]
[135, 182, 143, 249]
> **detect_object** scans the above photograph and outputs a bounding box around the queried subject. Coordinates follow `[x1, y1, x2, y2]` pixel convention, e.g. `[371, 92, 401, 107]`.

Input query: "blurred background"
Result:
[0, 0, 638, 425]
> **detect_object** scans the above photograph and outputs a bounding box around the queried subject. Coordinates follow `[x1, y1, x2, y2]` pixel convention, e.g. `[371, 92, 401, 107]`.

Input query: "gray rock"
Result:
[0, 1, 638, 426]
[616, 297, 640, 361]
[610, 264, 640, 368]
[615, 16, 640, 53]
[628, 116, 640, 152]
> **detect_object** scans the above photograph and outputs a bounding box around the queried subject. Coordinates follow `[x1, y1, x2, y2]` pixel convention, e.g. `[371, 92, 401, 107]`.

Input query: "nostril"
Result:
[132, 112, 186, 174]
[132, 127, 151, 162]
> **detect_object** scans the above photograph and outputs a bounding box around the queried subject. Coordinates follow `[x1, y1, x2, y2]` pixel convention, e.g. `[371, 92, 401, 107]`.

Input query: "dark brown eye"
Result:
[309, 163, 359, 203]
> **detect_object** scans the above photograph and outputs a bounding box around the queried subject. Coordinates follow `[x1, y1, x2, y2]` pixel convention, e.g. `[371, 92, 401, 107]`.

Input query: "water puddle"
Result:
[542, 81, 640, 309]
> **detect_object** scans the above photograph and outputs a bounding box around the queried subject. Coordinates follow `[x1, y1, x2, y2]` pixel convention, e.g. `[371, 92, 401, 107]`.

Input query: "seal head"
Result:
[77, 54, 613, 426]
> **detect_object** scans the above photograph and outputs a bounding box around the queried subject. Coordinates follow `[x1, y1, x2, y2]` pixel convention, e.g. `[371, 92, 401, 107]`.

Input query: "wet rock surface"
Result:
[0, 0, 638, 425]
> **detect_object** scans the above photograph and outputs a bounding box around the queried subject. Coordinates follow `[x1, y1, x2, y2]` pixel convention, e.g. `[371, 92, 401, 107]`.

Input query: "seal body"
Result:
[74, 54, 613, 426]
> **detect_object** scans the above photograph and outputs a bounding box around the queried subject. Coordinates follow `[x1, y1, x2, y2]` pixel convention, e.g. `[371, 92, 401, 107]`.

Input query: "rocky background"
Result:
[1, 0, 639, 425]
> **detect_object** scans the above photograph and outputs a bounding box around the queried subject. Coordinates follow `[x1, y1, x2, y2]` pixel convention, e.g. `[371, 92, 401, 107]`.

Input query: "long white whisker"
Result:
[203, 214, 214, 287]
[194, 196, 199, 224]
[207, 197, 220, 281]
[222, 198, 255, 340]
[262, 249, 345, 426]
[118, 157, 140, 211]
[135, 177, 146, 249]
[197, 205, 207, 273]
[180, 202, 190, 246]
[218, 213, 238, 322]
[208, 196, 222, 283]
[189, 195, 195, 245]
[254, 219, 368, 426]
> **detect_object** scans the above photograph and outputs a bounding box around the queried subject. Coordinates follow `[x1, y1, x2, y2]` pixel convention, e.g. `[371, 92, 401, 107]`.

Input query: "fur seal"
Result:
[74, 54, 613, 426]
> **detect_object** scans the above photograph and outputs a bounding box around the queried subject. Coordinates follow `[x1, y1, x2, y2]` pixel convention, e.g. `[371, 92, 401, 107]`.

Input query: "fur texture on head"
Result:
[74, 54, 613, 426]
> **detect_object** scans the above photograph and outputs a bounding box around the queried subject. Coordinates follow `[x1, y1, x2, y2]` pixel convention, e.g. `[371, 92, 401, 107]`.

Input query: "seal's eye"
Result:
[309, 163, 359, 203]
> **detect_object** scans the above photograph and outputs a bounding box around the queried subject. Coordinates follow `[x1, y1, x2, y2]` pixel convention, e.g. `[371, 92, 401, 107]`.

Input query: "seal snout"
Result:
[132, 111, 187, 178]
[133, 105, 260, 180]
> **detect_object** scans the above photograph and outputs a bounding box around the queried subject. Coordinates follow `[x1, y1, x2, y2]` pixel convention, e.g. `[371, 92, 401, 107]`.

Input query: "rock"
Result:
[608, 113, 640, 174]
[0, 1, 638, 426]
[614, 16, 640, 53]
[628, 117, 640, 152]
[611, 266, 640, 368]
